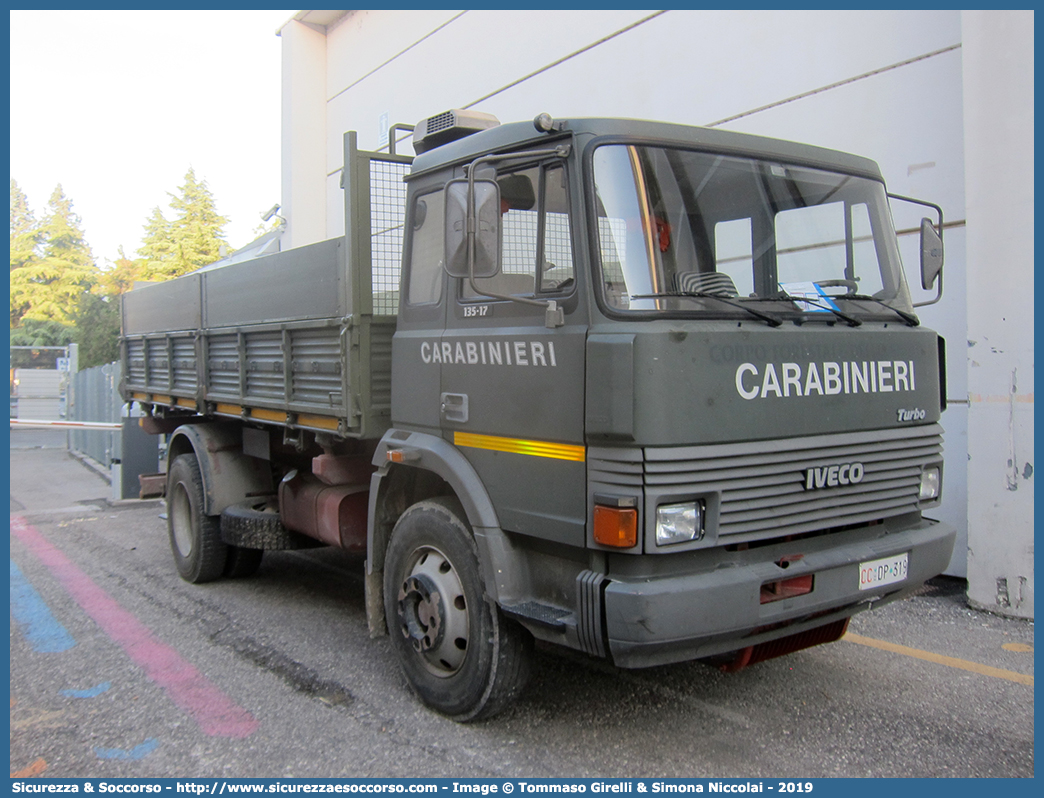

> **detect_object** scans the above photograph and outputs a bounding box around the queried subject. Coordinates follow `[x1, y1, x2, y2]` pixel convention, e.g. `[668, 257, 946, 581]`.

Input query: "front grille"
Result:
[591, 425, 943, 547]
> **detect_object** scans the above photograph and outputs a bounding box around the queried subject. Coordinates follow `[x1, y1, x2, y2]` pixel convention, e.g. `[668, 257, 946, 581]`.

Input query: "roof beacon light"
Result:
[534, 112, 555, 133]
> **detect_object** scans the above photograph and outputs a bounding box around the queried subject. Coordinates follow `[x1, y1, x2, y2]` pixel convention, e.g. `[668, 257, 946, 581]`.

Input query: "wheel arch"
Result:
[366, 429, 513, 636]
[167, 422, 274, 517]
[367, 430, 500, 571]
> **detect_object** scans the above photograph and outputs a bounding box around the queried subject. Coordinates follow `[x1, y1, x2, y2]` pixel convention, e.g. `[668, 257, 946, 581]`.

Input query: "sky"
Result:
[10, 9, 298, 267]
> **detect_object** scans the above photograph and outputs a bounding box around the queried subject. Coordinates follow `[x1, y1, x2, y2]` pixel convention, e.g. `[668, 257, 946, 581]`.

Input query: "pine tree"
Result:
[9, 318, 76, 369]
[10, 180, 39, 269]
[170, 167, 229, 269]
[136, 206, 179, 281]
[137, 168, 229, 280]
[10, 184, 97, 326]
[10, 180, 41, 326]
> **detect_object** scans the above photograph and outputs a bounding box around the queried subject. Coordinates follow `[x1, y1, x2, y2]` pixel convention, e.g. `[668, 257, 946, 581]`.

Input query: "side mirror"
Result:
[920, 217, 944, 290]
[444, 178, 501, 279]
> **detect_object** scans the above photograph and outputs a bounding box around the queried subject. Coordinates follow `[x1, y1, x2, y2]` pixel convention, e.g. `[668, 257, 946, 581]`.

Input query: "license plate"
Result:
[859, 552, 909, 590]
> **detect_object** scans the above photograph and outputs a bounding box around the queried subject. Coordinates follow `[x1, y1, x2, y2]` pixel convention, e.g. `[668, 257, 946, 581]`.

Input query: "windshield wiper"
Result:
[770, 292, 862, 327]
[834, 294, 920, 327]
[631, 292, 783, 327]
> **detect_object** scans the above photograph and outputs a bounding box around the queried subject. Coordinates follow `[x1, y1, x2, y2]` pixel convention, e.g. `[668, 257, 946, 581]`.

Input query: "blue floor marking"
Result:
[94, 738, 160, 760]
[10, 558, 76, 653]
[61, 681, 112, 698]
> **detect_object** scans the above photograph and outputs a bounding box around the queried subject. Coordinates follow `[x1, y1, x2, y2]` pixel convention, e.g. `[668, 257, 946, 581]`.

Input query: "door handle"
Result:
[440, 392, 469, 423]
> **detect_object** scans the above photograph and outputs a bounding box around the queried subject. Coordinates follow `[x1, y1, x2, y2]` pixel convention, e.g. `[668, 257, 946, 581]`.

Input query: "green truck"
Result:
[121, 109, 955, 720]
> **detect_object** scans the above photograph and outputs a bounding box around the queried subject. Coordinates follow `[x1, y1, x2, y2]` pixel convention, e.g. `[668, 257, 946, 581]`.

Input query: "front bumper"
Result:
[604, 516, 955, 668]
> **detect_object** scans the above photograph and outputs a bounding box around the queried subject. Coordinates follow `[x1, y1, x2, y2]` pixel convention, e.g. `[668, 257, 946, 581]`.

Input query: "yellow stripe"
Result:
[454, 431, 585, 462]
[200, 403, 340, 430]
[844, 632, 1034, 686]
[250, 408, 286, 423]
[133, 392, 195, 411]
[298, 414, 340, 431]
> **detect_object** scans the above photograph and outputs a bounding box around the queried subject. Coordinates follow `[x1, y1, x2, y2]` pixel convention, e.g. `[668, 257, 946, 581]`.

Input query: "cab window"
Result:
[464, 163, 574, 299]
[406, 189, 445, 306]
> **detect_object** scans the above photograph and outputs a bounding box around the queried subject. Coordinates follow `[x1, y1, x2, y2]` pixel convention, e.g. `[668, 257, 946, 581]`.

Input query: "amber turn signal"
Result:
[385, 447, 419, 463]
[593, 505, 638, 548]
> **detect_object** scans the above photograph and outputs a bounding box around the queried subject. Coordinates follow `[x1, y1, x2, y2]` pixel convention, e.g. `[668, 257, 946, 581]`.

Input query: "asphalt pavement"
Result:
[8, 431, 1035, 779]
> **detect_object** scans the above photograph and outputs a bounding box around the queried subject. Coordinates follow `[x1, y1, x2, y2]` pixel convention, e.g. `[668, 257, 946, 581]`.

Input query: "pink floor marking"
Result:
[11, 515, 259, 738]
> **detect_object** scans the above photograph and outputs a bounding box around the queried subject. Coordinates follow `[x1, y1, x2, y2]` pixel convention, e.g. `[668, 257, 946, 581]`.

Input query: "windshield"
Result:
[591, 144, 913, 318]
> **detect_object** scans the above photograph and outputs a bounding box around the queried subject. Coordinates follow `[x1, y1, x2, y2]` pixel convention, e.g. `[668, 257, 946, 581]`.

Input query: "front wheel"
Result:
[383, 498, 532, 721]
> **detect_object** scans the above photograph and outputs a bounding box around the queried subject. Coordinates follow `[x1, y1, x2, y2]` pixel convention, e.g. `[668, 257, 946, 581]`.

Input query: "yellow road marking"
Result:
[1002, 643, 1033, 653]
[844, 632, 1033, 686]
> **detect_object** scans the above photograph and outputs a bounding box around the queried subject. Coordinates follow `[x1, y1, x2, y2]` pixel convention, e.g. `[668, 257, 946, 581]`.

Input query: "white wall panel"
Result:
[280, 19, 329, 249]
[426, 10, 959, 130]
[324, 10, 464, 96]
[961, 10, 1034, 617]
[322, 9, 654, 170]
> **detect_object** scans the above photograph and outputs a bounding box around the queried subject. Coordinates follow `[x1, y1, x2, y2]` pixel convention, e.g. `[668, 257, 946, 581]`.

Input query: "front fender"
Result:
[369, 429, 522, 607]
[371, 429, 499, 530]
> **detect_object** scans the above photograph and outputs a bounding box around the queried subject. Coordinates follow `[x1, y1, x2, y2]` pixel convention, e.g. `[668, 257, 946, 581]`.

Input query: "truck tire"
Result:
[383, 497, 532, 721]
[167, 453, 228, 583]
[221, 499, 323, 551]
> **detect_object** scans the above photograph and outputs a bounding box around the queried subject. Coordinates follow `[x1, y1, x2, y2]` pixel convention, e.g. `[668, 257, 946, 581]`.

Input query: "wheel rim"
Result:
[396, 545, 470, 678]
[170, 484, 194, 558]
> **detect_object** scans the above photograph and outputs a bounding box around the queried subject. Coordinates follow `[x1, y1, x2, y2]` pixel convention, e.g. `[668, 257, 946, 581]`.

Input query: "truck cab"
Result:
[369, 111, 954, 714]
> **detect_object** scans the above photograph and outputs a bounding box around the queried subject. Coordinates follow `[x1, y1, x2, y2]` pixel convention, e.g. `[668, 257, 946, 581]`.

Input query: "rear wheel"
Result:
[383, 497, 532, 721]
[167, 453, 227, 583]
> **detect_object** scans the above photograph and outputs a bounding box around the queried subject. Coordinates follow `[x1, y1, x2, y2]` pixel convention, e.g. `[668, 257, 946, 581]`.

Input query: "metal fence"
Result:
[67, 360, 160, 501]
[68, 361, 123, 467]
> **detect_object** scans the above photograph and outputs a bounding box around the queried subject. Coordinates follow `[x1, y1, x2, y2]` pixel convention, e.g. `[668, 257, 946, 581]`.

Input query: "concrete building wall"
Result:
[280, 17, 330, 250]
[275, 9, 1033, 614]
[961, 11, 1034, 619]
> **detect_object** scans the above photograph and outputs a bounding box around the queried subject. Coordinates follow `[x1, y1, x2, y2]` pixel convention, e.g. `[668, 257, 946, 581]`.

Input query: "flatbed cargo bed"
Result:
[120, 135, 411, 440]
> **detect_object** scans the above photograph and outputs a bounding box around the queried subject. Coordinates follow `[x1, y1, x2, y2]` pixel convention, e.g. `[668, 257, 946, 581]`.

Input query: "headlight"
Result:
[656, 501, 704, 546]
[919, 466, 941, 501]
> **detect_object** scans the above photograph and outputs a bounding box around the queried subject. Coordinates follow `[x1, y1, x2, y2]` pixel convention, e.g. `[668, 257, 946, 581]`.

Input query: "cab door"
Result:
[440, 160, 588, 547]
[391, 179, 448, 435]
